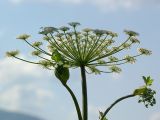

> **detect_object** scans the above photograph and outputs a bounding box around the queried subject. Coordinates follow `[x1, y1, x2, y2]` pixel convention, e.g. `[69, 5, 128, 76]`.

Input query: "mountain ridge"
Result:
[0, 109, 43, 120]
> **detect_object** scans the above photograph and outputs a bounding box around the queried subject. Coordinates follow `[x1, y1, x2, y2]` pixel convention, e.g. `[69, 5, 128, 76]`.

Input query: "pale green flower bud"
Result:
[108, 56, 118, 62]
[93, 29, 105, 36]
[130, 36, 140, 44]
[82, 28, 92, 33]
[112, 47, 119, 51]
[124, 30, 139, 36]
[109, 65, 122, 73]
[39, 27, 58, 35]
[32, 41, 43, 47]
[89, 35, 96, 39]
[55, 33, 64, 38]
[125, 55, 136, 64]
[39, 60, 53, 68]
[59, 26, 70, 32]
[122, 43, 130, 49]
[109, 32, 118, 37]
[47, 45, 56, 53]
[31, 51, 41, 56]
[88, 66, 101, 74]
[68, 22, 80, 27]
[16, 34, 30, 40]
[43, 36, 51, 41]
[97, 59, 106, 64]
[138, 48, 152, 55]
[6, 50, 19, 57]
[106, 39, 115, 46]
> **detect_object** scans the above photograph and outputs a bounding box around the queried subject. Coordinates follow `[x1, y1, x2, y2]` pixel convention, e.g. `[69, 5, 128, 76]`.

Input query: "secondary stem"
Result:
[100, 94, 135, 120]
[80, 66, 88, 120]
[63, 84, 82, 120]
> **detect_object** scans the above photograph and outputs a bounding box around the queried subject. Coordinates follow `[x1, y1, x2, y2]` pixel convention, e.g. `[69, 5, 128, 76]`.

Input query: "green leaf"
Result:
[142, 76, 153, 86]
[51, 50, 63, 63]
[133, 86, 147, 95]
[55, 65, 70, 84]
[99, 111, 108, 120]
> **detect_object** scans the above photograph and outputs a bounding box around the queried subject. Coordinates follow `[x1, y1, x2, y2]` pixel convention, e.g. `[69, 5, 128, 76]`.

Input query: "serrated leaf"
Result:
[142, 76, 153, 86]
[133, 86, 147, 95]
[55, 65, 69, 84]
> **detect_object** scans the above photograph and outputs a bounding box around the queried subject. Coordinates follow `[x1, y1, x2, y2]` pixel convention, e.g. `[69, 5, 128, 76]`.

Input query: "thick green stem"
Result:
[63, 84, 82, 120]
[100, 94, 135, 120]
[80, 66, 88, 120]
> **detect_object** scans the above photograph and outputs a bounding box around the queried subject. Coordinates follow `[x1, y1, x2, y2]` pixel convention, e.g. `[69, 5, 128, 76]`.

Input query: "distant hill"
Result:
[0, 109, 43, 120]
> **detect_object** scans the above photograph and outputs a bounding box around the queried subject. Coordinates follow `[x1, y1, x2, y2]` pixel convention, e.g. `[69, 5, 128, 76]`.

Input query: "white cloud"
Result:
[0, 58, 55, 119]
[9, 0, 160, 11]
[9, 0, 24, 4]
[88, 0, 139, 11]
[9, 0, 83, 5]
[87, 0, 160, 12]
[0, 84, 54, 111]
[0, 58, 47, 83]
[150, 112, 160, 120]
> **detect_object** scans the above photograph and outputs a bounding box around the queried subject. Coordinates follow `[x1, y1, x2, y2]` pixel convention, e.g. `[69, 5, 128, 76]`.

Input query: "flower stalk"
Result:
[80, 66, 88, 120]
[63, 84, 82, 120]
[100, 94, 135, 120]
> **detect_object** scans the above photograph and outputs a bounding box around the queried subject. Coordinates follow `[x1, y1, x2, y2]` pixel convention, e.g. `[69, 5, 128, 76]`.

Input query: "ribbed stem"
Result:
[80, 66, 88, 120]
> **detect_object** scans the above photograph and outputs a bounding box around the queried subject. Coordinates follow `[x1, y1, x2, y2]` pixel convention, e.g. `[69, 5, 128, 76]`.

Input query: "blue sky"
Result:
[0, 0, 160, 120]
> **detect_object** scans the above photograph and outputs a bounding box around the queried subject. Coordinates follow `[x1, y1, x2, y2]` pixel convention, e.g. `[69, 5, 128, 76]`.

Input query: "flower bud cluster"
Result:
[138, 88, 156, 108]
[6, 50, 19, 57]
[6, 22, 152, 74]
[138, 48, 152, 55]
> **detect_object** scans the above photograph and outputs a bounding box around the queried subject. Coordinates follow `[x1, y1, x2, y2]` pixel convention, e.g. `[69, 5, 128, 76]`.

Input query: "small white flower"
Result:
[32, 41, 43, 47]
[108, 56, 118, 62]
[130, 36, 140, 44]
[109, 66, 122, 73]
[68, 22, 80, 27]
[125, 55, 136, 64]
[31, 51, 41, 56]
[82, 28, 92, 33]
[138, 48, 152, 55]
[16, 34, 30, 40]
[124, 30, 139, 36]
[39, 27, 58, 35]
[6, 50, 19, 57]
[122, 43, 130, 49]
[59, 26, 70, 31]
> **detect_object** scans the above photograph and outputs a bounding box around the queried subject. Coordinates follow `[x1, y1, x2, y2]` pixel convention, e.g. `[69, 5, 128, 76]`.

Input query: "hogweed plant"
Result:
[6, 22, 156, 120]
